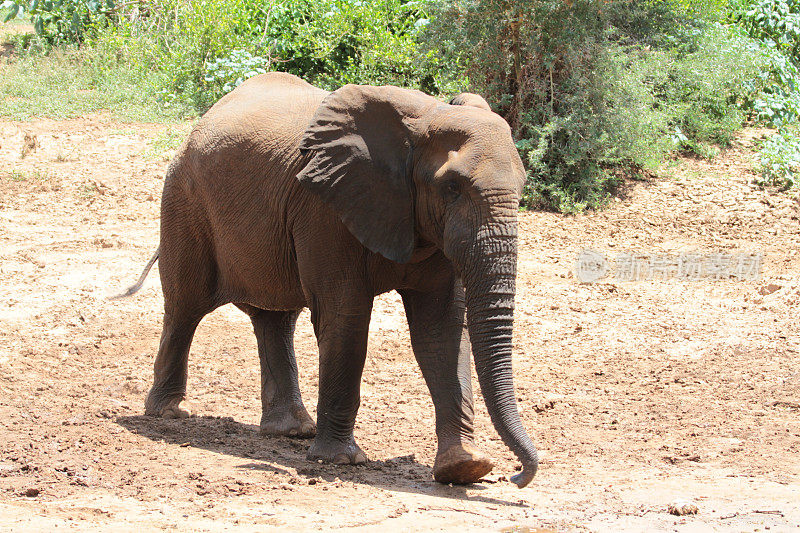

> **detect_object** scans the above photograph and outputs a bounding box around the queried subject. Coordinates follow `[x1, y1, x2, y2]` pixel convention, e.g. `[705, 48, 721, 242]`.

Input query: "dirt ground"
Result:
[0, 115, 798, 532]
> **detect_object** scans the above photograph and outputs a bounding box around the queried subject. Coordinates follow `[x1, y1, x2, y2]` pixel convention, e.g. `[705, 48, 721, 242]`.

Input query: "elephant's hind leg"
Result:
[145, 311, 202, 418]
[145, 194, 217, 419]
[245, 307, 315, 438]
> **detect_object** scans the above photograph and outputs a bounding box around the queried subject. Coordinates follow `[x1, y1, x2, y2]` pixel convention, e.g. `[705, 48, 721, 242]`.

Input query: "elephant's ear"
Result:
[297, 85, 436, 264]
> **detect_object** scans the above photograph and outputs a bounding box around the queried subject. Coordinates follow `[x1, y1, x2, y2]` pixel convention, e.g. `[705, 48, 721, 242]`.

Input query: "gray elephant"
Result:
[124, 73, 538, 487]
[448, 92, 492, 111]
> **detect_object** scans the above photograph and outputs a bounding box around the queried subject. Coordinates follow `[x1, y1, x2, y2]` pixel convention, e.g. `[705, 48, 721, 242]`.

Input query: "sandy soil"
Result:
[0, 116, 798, 532]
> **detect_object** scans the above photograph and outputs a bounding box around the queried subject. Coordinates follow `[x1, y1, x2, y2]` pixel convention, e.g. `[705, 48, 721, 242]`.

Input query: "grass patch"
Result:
[0, 50, 193, 122]
[144, 129, 188, 161]
[0, 18, 194, 123]
[78, 180, 100, 199]
[108, 127, 139, 136]
[1, 168, 51, 182]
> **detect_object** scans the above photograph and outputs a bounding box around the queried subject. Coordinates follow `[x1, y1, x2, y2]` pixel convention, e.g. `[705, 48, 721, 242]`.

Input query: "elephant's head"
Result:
[297, 85, 538, 488]
[448, 92, 493, 112]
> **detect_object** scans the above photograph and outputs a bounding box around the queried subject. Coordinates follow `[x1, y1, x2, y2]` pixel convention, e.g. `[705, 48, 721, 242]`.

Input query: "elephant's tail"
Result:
[109, 246, 160, 300]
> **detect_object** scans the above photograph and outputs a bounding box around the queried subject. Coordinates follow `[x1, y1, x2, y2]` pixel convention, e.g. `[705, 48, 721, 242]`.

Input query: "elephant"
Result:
[123, 72, 539, 488]
[448, 92, 492, 112]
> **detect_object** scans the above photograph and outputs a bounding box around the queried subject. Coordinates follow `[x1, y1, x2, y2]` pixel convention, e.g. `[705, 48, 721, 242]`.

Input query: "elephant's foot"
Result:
[145, 392, 191, 419]
[433, 442, 494, 484]
[307, 436, 368, 465]
[260, 403, 316, 438]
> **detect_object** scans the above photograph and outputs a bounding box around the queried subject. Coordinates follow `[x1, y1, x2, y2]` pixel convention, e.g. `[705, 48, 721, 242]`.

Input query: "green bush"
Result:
[732, 0, 800, 189]
[5, 0, 118, 46]
[733, 0, 800, 60]
[203, 49, 269, 98]
[88, 0, 450, 111]
[758, 124, 800, 187]
[423, 0, 765, 212]
[653, 24, 769, 151]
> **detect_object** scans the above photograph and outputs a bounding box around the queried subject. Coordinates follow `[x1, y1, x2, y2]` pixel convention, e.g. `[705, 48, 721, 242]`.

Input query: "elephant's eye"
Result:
[444, 179, 461, 198]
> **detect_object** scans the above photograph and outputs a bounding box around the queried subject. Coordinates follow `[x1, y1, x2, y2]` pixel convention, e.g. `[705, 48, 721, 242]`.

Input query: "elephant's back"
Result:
[176, 72, 328, 205]
[192, 72, 328, 160]
[204, 72, 328, 126]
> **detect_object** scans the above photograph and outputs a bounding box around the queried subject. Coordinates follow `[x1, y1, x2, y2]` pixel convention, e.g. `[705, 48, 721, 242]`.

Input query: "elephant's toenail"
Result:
[333, 454, 350, 464]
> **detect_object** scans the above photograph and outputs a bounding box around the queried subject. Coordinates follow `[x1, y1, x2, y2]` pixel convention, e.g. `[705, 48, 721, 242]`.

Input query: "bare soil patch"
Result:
[0, 118, 798, 531]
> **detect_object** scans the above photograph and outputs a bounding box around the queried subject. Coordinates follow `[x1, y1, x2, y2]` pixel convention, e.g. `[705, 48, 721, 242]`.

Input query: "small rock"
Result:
[533, 399, 557, 413]
[668, 499, 698, 516]
[759, 283, 782, 296]
[23, 487, 40, 497]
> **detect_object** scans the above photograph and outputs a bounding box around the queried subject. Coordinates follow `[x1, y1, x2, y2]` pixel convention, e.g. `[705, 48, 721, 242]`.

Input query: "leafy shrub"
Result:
[758, 124, 800, 187]
[733, 0, 800, 60]
[204, 50, 268, 99]
[753, 84, 800, 126]
[5, 0, 118, 46]
[423, 1, 765, 212]
[652, 24, 769, 152]
[732, 0, 800, 189]
[90, 0, 449, 111]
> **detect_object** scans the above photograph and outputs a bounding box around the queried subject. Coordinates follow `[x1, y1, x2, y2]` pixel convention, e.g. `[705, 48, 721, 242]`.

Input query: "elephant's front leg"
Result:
[400, 279, 494, 484]
[306, 296, 372, 465]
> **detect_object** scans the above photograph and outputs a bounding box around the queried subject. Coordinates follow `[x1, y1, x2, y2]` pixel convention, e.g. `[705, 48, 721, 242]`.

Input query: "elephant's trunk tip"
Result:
[510, 456, 539, 489]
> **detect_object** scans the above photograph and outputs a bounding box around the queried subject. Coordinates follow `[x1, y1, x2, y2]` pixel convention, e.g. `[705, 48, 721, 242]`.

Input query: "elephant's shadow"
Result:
[116, 414, 527, 507]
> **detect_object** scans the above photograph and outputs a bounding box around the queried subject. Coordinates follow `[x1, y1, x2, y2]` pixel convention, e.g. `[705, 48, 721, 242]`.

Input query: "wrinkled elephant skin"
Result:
[139, 73, 539, 487]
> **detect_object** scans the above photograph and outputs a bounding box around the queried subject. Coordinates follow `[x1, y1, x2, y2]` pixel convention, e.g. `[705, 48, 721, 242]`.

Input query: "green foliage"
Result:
[651, 24, 768, 152]
[732, 0, 800, 188]
[733, 0, 800, 59]
[674, 0, 730, 19]
[424, 0, 764, 212]
[204, 50, 268, 98]
[740, 12, 800, 131]
[758, 124, 800, 187]
[88, 0, 448, 111]
[753, 82, 800, 126]
[6, 0, 117, 46]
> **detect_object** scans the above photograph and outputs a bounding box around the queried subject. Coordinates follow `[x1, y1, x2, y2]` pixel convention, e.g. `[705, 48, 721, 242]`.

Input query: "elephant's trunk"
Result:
[460, 217, 539, 488]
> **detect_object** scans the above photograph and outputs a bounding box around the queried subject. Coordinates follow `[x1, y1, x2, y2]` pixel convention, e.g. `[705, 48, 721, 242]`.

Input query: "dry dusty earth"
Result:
[0, 115, 799, 532]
